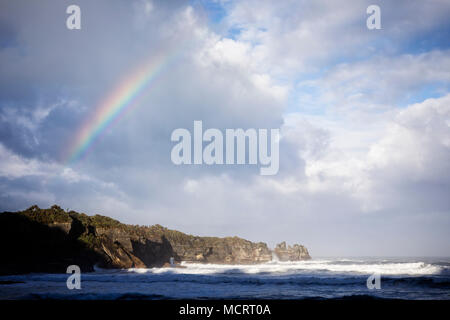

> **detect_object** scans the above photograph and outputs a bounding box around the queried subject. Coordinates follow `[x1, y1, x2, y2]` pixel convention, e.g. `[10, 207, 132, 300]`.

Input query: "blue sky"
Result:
[0, 0, 449, 256]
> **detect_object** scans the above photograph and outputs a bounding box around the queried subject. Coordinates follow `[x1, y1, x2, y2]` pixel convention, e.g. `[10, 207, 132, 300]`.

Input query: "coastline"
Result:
[0, 205, 310, 275]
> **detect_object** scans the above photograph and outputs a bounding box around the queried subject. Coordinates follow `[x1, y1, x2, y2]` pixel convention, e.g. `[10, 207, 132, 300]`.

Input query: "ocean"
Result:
[1, 257, 449, 300]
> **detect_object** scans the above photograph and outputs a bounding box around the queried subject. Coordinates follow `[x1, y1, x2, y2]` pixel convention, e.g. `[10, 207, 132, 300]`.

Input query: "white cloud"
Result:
[303, 50, 450, 113]
[0, 143, 58, 178]
[223, 0, 450, 77]
[281, 94, 450, 214]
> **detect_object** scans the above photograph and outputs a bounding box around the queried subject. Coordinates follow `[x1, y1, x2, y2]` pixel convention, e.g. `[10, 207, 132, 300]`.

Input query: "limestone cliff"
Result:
[0, 205, 310, 275]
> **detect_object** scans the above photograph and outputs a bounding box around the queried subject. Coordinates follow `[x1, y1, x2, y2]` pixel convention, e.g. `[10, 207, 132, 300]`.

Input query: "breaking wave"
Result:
[128, 259, 447, 276]
[1, 258, 449, 300]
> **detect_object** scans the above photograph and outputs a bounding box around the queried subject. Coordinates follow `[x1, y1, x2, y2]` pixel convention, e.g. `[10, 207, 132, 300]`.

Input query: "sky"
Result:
[0, 0, 449, 256]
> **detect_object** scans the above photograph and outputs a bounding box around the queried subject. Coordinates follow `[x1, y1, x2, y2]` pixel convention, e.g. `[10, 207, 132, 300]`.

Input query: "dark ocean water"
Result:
[0, 257, 449, 300]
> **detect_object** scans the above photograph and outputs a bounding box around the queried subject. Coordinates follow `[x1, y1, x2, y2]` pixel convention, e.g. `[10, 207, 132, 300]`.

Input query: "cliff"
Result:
[0, 205, 310, 275]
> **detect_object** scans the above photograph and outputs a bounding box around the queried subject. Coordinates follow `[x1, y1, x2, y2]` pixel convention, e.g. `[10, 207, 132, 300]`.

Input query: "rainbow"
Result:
[64, 51, 177, 164]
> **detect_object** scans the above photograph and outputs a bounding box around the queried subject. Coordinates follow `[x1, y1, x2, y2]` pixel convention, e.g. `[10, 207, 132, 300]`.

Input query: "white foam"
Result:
[127, 259, 445, 276]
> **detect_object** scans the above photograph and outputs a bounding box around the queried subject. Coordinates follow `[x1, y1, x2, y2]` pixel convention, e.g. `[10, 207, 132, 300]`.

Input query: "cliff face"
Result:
[0, 205, 309, 275]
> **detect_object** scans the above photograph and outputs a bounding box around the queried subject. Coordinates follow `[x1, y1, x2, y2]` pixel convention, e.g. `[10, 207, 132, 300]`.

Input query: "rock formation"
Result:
[0, 205, 310, 275]
[273, 241, 311, 261]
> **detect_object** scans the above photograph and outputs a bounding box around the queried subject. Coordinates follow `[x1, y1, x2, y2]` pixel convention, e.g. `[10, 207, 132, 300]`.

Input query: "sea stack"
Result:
[273, 241, 311, 261]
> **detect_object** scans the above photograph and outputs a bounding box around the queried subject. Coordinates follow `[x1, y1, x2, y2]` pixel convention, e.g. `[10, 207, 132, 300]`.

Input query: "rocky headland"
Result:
[0, 205, 310, 275]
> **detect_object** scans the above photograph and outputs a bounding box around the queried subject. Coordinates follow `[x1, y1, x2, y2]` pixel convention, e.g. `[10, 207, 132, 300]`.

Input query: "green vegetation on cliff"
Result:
[0, 205, 310, 275]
